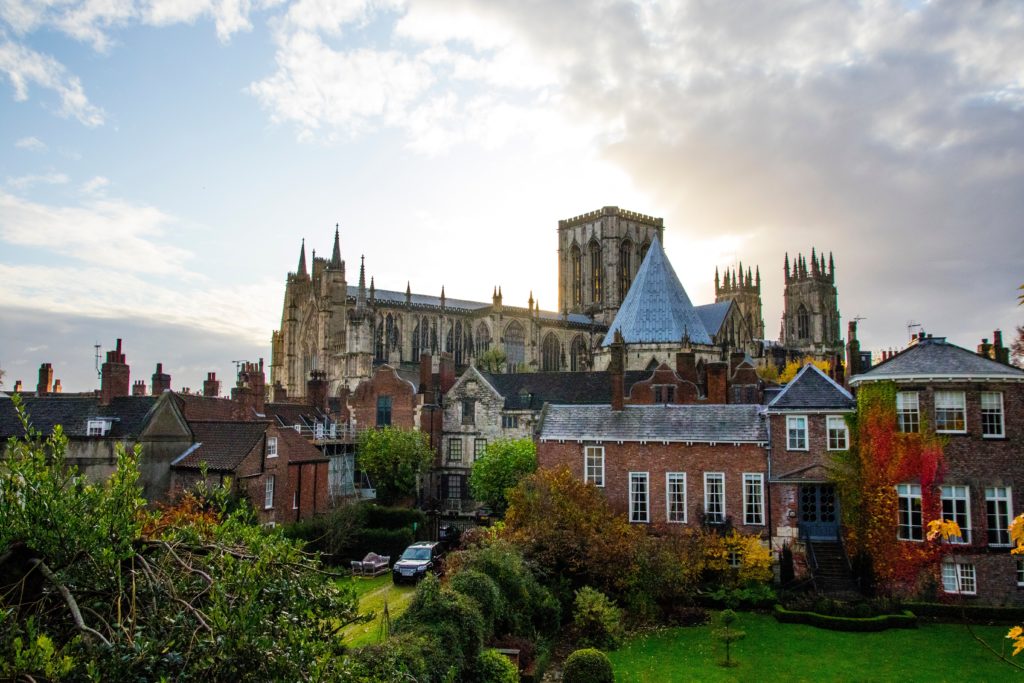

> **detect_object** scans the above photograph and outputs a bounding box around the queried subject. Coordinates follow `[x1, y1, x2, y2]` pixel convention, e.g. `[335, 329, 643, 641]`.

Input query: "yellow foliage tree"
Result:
[778, 357, 831, 384]
[1008, 514, 1024, 656]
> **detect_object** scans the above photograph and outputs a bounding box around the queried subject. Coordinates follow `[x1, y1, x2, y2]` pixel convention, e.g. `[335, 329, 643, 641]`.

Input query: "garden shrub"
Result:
[347, 632, 433, 682]
[663, 605, 710, 627]
[903, 602, 1024, 624]
[476, 648, 520, 683]
[364, 504, 427, 530]
[562, 648, 613, 683]
[572, 587, 624, 650]
[356, 527, 415, 563]
[450, 569, 507, 638]
[490, 635, 536, 671]
[780, 543, 795, 585]
[773, 604, 917, 631]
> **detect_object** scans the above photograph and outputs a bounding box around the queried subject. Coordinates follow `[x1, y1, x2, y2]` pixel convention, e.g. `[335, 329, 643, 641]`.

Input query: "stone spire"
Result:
[369, 276, 375, 303]
[528, 290, 534, 310]
[330, 224, 342, 269]
[357, 255, 366, 310]
[755, 265, 761, 288]
[440, 286, 446, 309]
[714, 266, 720, 293]
[297, 239, 307, 277]
[405, 281, 412, 306]
[784, 252, 790, 282]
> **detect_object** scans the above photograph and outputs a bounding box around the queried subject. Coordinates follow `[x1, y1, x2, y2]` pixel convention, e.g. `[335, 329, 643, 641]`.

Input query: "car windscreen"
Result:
[401, 547, 431, 561]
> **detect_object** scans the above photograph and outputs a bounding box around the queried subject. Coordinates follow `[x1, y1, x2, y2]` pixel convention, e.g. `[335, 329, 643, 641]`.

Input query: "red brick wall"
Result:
[350, 365, 420, 430]
[769, 412, 848, 479]
[626, 363, 701, 404]
[538, 440, 768, 534]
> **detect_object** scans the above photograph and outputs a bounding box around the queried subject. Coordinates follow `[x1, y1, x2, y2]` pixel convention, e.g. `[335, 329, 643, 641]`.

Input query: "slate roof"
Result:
[347, 286, 592, 325]
[174, 393, 239, 421]
[480, 370, 649, 410]
[603, 236, 712, 346]
[539, 404, 766, 443]
[0, 395, 159, 439]
[172, 421, 269, 471]
[695, 301, 732, 338]
[850, 336, 1024, 384]
[264, 402, 329, 427]
[767, 364, 854, 411]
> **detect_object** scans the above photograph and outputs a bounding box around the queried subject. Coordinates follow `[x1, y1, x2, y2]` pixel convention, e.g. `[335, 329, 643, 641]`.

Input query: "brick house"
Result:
[849, 333, 1024, 603]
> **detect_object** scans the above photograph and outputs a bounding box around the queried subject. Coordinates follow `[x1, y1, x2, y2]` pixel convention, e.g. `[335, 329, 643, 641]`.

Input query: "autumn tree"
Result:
[357, 426, 433, 504]
[469, 438, 537, 513]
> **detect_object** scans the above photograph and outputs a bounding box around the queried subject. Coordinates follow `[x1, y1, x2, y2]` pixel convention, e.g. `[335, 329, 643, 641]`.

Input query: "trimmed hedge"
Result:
[773, 604, 917, 632]
[357, 527, 414, 563]
[562, 648, 613, 683]
[365, 504, 427, 530]
[904, 601, 1024, 624]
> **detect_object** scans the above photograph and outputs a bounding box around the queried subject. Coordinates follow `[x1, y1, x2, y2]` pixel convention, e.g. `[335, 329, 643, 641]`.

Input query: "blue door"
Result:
[800, 484, 839, 540]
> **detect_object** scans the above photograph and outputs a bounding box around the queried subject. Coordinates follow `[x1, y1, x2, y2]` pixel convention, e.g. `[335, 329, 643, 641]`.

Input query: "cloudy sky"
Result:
[1, 0, 1022, 392]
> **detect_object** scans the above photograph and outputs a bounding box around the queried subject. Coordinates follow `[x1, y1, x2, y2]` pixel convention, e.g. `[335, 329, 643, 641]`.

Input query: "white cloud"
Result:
[14, 135, 46, 151]
[5, 172, 69, 190]
[0, 190, 191, 275]
[0, 38, 105, 125]
[80, 175, 110, 194]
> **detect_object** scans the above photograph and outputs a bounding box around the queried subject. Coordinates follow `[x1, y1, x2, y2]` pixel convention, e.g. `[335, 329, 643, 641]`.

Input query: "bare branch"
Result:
[29, 559, 111, 647]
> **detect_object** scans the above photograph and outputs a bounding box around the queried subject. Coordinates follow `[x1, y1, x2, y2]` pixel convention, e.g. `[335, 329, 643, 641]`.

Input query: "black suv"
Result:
[391, 541, 443, 585]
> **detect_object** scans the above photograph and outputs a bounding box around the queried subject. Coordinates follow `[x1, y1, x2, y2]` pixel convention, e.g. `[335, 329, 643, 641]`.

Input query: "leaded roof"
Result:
[539, 403, 766, 443]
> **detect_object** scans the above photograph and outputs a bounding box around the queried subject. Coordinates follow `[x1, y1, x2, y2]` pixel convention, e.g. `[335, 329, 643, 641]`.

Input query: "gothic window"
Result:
[541, 333, 561, 372]
[570, 245, 582, 307]
[374, 315, 386, 362]
[386, 313, 399, 361]
[430, 320, 438, 353]
[640, 240, 651, 263]
[589, 240, 602, 303]
[476, 321, 491, 352]
[449, 321, 465, 365]
[504, 321, 526, 371]
[619, 239, 633, 300]
[412, 319, 422, 360]
[797, 304, 810, 340]
[569, 335, 588, 371]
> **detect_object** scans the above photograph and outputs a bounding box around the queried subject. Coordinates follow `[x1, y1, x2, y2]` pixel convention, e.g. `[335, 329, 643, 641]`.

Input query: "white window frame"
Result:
[629, 472, 650, 523]
[292, 488, 299, 510]
[940, 485, 971, 544]
[666, 472, 687, 523]
[86, 419, 111, 436]
[474, 438, 487, 460]
[584, 446, 605, 487]
[896, 483, 923, 541]
[786, 415, 808, 451]
[1017, 559, 1024, 587]
[267, 436, 278, 458]
[704, 472, 725, 523]
[826, 415, 848, 451]
[934, 390, 967, 434]
[986, 486, 1013, 547]
[942, 559, 977, 595]
[896, 391, 920, 433]
[743, 473, 765, 526]
[264, 475, 275, 510]
[981, 392, 1005, 439]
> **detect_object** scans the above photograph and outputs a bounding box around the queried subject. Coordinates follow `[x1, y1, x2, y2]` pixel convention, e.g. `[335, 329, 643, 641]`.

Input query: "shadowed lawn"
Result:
[607, 612, 1019, 682]
[340, 575, 416, 648]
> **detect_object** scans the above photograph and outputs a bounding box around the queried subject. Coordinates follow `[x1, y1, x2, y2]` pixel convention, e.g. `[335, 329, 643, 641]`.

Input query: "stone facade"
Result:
[780, 249, 842, 356]
[715, 265, 765, 340]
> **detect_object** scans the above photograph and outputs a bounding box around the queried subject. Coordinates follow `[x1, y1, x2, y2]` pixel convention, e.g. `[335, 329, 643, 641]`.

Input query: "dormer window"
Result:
[86, 419, 112, 436]
[267, 436, 278, 458]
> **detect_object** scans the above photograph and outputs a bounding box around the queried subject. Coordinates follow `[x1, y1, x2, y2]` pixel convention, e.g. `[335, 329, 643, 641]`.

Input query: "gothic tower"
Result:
[780, 249, 841, 356]
[714, 263, 765, 340]
[557, 206, 665, 326]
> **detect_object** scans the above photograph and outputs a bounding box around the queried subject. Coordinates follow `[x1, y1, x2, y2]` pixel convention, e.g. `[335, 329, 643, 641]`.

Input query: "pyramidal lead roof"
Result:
[603, 236, 712, 346]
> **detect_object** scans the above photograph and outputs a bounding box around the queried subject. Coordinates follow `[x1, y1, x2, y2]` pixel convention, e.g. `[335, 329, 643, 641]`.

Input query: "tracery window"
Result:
[619, 239, 633, 300]
[541, 333, 561, 372]
[504, 321, 526, 371]
[797, 304, 810, 339]
[589, 240, 602, 303]
[571, 245, 582, 307]
[569, 335, 588, 371]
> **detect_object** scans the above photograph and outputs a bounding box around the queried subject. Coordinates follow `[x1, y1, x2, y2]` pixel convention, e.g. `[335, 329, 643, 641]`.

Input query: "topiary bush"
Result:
[393, 575, 485, 680]
[450, 569, 507, 639]
[475, 648, 520, 683]
[572, 587, 624, 650]
[562, 648, 613, 683]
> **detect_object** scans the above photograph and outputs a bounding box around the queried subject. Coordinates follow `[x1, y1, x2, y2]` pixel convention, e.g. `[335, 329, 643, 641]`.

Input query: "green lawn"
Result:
[339, 574, 416, 648]
[607, 612, 1020, 682]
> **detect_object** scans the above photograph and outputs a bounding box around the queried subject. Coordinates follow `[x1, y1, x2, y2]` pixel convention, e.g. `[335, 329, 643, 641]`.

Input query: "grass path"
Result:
[606, 612, 1020, 682]
[340, 575, 417, 648]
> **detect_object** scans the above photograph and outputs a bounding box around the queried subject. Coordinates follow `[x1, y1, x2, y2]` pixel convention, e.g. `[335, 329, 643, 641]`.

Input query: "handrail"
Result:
[835, 526, 860, 592]
[799, 525, 819, 593]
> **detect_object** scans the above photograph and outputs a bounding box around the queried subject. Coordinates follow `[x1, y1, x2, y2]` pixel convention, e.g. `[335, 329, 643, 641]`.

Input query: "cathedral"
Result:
[269, 206, 843, 396]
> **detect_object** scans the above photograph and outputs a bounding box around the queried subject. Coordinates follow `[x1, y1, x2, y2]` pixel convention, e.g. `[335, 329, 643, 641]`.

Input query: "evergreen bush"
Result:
[562, 648, 613, 683]
[572, 587, 624, 650]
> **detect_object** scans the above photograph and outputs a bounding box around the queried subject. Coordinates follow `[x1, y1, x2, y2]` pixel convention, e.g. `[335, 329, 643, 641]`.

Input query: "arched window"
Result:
[619, 239, 633, 300]
[374, 315, 386, 362]
[797, 304, 810, 340]
[570, 245, 582, 306]
[541, 333, 561, 372]
[589, 240, 602, 303]
[640, 240, 651, 263]
[430, 319, 438, 353]
[412, 318, 422, 360]
[386, 314, 400, 361]
[570, 335, 588, 371]
[504, 321, 526, 371]
[449, 321, 465, 365]
[476, 321, 491, 352]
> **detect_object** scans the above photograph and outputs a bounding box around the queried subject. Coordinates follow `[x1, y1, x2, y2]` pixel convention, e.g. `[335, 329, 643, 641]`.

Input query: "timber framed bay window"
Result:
[584, 446, 605, 487]
[940, 485, 971, 544]
[986, 486, 1013, 546]
[629, 472, 649, 523]
[743, 473, 764, 525]
[896, 391, 920, 433]
[896, 483, 923, 541]
[666, 472, 687, 523]
[934, 391, 966, 433]
[942, 559, 977, 595]
[981, 392, 1005, 438]
[826, 416, 848, 450]
[704, 472, 725, 523]
[786, 416, 808, 450]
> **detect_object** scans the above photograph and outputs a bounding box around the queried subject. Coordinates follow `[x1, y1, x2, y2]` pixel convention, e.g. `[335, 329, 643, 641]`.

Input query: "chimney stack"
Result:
[439, 353, 456, 394]
[52, 379, 62, 394]
[846, 320, 861, 385]
[272, 381, 287, 402]
[132, 380, 147, 396]
[231, 359, 266, 418]
[100, 339, 130, 406]
[151, 363, 171, 394]
[609, 330, 625, 411]
[37, 363, 53, 395]
[706, 361, 729, 404]
[13, 380, 23, 393]
[675, 350, 697, 384]
[204, 372, 221, 398]
[307, 370, 328, 411]
[419, 353, 434, 402]
[993, 329, 1010, 365]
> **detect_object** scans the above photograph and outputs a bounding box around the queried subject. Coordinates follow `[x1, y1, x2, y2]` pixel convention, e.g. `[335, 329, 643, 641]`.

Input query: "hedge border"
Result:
[773, 604, 917, 632]
[903, 602, 1024, 625]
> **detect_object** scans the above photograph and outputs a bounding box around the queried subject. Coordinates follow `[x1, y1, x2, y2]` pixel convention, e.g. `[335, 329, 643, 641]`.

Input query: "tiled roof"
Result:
[480, 370, 648, 410]
[603, 236, 712, 346]
[767, 364, 854, 411]
[695, 301, 732, 337]
[172, 421, 269, 471]
[0, 395, 159, 439]
[264, 402, 328, 427]
[851, 336, 1024, 384]
[275, 426, 329, 464]
[174, 394, 240, 420]
[539, 403, 766, 443]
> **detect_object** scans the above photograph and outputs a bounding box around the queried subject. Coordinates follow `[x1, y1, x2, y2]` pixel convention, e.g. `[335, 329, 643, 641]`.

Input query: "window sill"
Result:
[981, 435, 1007, 441]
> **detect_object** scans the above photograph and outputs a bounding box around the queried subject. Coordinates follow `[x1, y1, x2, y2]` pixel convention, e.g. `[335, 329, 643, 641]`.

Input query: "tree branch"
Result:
[29, 559, 111, 647]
